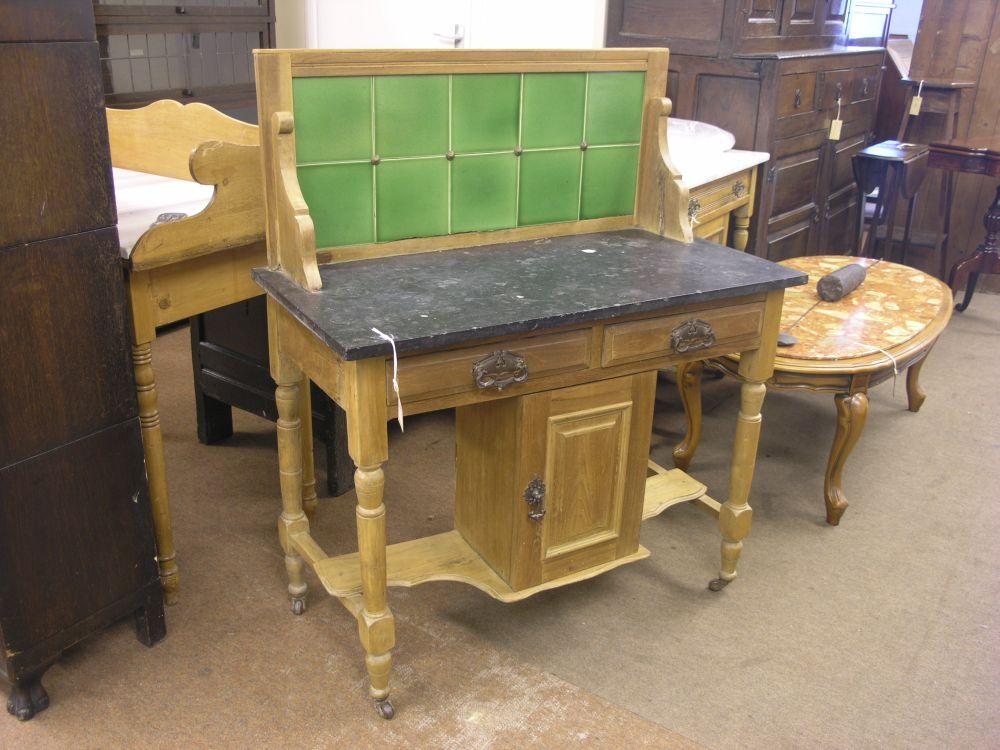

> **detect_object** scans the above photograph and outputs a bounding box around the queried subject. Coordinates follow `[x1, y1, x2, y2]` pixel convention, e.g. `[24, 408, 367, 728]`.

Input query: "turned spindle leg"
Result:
[710, 290, 782, 591]
[346, 359, 395, 719]
[299, 377, 319, 516]
[732, 200, 751, 252]
[275, 373, 309, 615]
[824, 392, 869, 525]
[132, 342, 179, 605]
[711, 380, 766, 591]
[673, 360, 703, 471]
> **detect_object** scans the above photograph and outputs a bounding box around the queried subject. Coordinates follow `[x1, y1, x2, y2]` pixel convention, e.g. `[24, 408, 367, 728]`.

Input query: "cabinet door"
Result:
[781, 0, 822, 37]
[820, 131, 867, 253]
[737, 0, 783, 42]
[511, 374, 655, 589]
[764, 149, 822, 260]
[822, 0, 849, 37]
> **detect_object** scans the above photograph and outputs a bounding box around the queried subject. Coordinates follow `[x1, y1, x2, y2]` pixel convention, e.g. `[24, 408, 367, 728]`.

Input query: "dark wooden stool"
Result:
[852, 140, 932, 269]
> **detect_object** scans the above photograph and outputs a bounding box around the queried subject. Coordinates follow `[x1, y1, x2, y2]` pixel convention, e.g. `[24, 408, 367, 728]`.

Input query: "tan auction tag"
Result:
[828, 118, 843, 140]
[909, 95, 923, 116]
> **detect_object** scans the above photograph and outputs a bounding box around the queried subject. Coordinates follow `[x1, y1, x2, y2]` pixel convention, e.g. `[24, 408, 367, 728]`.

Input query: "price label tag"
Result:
[909, 95, 923, 116]
[828, 118, 843, 140]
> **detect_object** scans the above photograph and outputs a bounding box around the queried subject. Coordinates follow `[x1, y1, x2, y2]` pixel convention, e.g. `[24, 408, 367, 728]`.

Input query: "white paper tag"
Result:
[371, 327, 404, 432]
[909, 95, 923, 116]
[828, 119, 843, 140]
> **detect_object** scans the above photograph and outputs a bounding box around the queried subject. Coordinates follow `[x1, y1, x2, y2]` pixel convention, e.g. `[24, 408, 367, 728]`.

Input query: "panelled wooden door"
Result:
[764, 149, 822, 259]
[737, 0, 784, 41]
[510, 373, 655, 589]
[781, 0, 823, 37]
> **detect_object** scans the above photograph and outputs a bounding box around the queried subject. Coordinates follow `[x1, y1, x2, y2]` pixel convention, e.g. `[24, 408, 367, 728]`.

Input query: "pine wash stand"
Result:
[251, 48, 806, 719]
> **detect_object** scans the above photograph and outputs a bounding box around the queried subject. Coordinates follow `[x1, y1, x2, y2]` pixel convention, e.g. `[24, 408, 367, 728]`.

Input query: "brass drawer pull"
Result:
[670, 319, 716, 354]
[472, 350, 528, 391]
[794, 88, 802, 109]
[524, 476, 546, 521]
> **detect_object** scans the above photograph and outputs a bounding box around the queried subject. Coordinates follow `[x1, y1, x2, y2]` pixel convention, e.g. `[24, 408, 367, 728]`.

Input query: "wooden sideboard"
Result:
[0, 0, 165, 721]
[607, 0, 891, 261]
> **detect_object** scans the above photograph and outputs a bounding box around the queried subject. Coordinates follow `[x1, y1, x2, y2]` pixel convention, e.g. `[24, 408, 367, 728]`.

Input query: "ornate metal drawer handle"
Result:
[794, 88, 802, 108]
[524, 476, 546, 521]
[472, 350, 528, 391]
[687, 197, 701, 220]
[733, 179, 746, 198]
[670, 319, 716, 354]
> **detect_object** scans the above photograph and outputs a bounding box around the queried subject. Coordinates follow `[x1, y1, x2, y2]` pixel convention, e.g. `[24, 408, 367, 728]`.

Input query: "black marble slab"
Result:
[253, 229, 807, 361]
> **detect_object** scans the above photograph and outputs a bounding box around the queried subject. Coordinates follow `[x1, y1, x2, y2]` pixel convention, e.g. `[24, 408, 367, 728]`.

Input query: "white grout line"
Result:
[577, 72, 590, 221]
[515, 72, 524, 227]
[447, 74, 453, 235]
[370, 76, 377, 241]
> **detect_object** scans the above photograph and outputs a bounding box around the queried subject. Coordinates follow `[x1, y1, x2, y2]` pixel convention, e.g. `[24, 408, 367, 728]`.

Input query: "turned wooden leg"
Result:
[132, 341, 179, 605]
[906, 356, 929, 413]
[672, 360, 703, 471]
[299, 378, 318, 517]
[345, 359, 395, 719]
[275, 373, 310, 615]
[732, 200, 751, 252]
[6, 670, 49, 722]
[824, 392, 869, 526]
[711, 380, 766, 591]
[710, 290, 783, 591]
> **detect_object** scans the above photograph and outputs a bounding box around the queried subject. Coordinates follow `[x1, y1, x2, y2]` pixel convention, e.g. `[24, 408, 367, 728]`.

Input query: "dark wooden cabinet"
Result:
[0, 0, 164, 722]
[607, 0, 892, 260]
[93, 0, 275, 122]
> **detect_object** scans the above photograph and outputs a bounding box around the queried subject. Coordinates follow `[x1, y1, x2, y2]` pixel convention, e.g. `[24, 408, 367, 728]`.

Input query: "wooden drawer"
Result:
[777, 72, 817, 119]
[392, 329, 592, 405]
[818, 68, 853, 111]
[851, 66, 880, 104]
[688, 167, 754, 226]
[601, 302, 763, 367]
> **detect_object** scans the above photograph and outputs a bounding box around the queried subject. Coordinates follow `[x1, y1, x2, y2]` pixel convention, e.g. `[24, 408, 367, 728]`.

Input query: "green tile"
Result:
[375, 75, 448, 158]
[292, 77, 372, 163]
[452, 73, 520, 153]
[297, 162, 374, 247]
[585, 72, 645, 145]
[376, 158, 448, 242]
[520, 73, 586, 149]
[580, 146, 639, 219]
[518, 150, 581, 225]
[451, 153, 517, 233]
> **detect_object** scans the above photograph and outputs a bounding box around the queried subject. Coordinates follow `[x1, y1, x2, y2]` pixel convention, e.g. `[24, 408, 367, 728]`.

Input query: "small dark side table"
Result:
[852, 140, 931, 269]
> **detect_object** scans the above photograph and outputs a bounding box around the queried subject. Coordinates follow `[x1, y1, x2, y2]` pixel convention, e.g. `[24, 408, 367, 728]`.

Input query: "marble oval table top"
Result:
[770, 256, 950, 362]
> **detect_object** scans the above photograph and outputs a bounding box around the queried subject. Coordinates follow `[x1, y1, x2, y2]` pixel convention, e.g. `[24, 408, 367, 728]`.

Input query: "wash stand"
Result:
[252, 48, 806, 718]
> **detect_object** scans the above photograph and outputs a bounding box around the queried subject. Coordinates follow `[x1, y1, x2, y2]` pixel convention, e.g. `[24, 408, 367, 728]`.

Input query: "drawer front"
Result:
[694, 213, 729, 246]
[392, 329, 592, 405]
[689, 168, 754, 225]
[777, 72, 817, 119]
[851, 66, 880, 104]
[818, 68, 853, 111]
[601, 302, 764, 367]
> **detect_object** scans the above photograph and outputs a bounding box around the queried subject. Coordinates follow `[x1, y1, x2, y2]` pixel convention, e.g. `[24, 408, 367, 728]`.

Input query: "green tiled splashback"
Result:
[293, 71, 645, 248]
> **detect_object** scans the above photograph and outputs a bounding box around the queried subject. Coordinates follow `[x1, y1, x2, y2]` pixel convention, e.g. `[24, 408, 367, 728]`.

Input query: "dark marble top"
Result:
[253, 229, 807, 361]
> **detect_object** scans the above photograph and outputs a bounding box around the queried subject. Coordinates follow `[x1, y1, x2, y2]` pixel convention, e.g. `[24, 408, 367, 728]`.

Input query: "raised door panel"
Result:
[738, 0, 783, 40]
[766, 218, 816, 261]
[768, 149, 822, 225]
[821, 188, 860, 254]
[510, 374, 655, 589]
[823, 0, 849, 36]
[781, 0, 822, 36]
[608, 0, 726, 55]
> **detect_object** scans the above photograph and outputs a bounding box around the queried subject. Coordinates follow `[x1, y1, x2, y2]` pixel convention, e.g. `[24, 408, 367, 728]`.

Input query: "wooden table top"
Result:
[774, 256, 950, 363]
[929, 136, 1000, 177]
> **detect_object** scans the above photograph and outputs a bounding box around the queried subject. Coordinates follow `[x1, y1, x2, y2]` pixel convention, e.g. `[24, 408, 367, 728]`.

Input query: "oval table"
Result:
[673, 255, 953, 525]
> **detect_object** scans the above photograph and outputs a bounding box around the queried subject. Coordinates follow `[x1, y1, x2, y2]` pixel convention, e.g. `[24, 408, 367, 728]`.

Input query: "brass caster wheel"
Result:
[291, 597, 306, 616]
[708, 577, 731, 592]
[375, 698, 395, 720]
